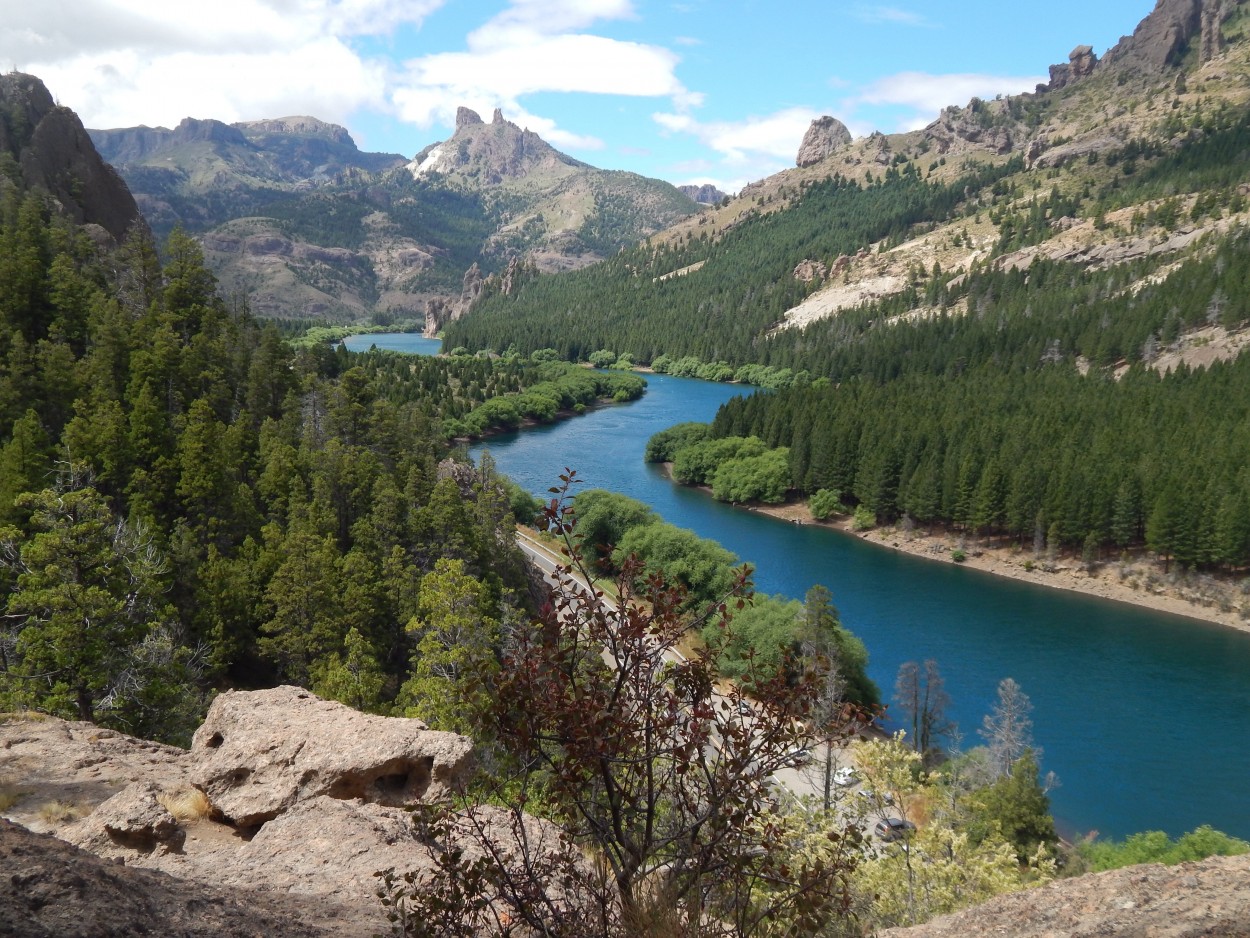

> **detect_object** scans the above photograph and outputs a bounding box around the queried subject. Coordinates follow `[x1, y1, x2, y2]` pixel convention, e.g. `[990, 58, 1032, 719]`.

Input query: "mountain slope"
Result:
[92, 107, 699, 324]
[445, 0, 1250, 370]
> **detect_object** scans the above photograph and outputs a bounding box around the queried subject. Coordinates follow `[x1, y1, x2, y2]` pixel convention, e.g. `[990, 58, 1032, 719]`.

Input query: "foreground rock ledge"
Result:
[190, 684, 474, 827]
[880, 852, 1250, 938]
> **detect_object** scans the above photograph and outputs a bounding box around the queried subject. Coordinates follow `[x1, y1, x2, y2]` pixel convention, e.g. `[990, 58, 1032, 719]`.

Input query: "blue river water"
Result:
[344, 334, 1250, 842]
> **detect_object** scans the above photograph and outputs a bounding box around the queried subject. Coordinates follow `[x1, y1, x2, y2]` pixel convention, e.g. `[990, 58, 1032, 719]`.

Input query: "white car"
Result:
[833, 766, 858, 787]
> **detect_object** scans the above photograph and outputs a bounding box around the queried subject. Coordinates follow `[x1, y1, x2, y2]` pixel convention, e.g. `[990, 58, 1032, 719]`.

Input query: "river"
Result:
[345, 334, 1250, 842]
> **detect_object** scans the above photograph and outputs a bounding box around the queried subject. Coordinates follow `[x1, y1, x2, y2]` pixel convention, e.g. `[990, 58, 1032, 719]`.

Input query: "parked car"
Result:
[784, 747, 811, 766]
[833, 766, 858, 787]
[874, 817, 916, 842]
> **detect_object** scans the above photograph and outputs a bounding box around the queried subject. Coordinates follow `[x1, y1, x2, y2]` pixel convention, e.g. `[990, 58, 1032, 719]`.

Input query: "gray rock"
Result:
[678, 183, 728, 204]
[0, 72, 142, 241]
[1102, 0, 1227, 72]
[189, 686, 474, 828]
[796, 116, 853, 167]
[62, 781, 184, 856]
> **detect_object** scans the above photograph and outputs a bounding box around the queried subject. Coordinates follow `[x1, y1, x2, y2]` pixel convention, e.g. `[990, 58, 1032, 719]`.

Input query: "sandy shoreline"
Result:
[743, 498, 1250, 636]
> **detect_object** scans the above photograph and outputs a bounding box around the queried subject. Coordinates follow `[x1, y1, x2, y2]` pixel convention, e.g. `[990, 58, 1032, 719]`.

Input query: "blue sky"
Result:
[2, 0, 1156, 191]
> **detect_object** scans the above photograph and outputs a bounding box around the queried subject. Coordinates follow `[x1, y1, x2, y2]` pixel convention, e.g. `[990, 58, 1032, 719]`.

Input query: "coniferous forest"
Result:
[0, 186, 654, 744]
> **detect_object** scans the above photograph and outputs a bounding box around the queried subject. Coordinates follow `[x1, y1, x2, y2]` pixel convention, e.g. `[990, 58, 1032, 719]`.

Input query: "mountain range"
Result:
[88, 105, 698, 328]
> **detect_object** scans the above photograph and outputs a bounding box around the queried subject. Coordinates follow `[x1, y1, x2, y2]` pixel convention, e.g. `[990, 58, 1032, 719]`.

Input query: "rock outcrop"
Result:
[233, 115, 355, 146]
[1102, 0, 1231, 72]
[0, 693, 577, 936]
[0, 72, 142, 241]
[460, 261, 486, 312]
[922, 102, 1019, 156]
[796, 116, 853, 167]
[1045, 44, 1100, 90]
[188, 685, 473, 827]
[409, 106, 588, 184]
[793, 259, 828, 282]
[880, 853, 1250, 937]
[0, 819, 339, 938]
[679, 183, 729, 204]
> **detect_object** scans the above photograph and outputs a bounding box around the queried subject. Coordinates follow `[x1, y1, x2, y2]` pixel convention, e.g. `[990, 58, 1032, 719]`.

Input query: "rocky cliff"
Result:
[407, 105, 587, 185]
[679, 182, 729, 204]
[0, 72, 141, 241]
[796, 115, 853, 167]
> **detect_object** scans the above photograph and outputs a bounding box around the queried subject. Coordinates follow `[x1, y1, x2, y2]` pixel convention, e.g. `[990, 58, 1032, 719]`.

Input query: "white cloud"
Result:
[653, 105, 821, 165]
[852, 70, 1046, 131]
[853, 6, 930, 27]
[0, 0, 442, 128]
[468, 0, 637, 49]
[390, 0, 693, 150]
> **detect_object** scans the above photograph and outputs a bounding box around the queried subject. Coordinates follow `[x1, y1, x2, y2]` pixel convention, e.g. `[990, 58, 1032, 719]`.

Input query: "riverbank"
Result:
[747, 499, 1250, 636]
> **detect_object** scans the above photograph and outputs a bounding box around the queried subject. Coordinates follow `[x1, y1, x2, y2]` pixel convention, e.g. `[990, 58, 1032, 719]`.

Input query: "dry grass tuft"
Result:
[37, 799, 88, 824]
[0, 710, 51, 723]
[157, 786, 213, 821]
[0, 779, 27, 813]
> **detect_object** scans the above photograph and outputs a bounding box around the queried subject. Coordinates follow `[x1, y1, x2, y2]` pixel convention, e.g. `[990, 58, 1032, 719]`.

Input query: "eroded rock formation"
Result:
[188, 685, 473, 827]
[796, 116, 853, 167]
[0, 72, 142, 241]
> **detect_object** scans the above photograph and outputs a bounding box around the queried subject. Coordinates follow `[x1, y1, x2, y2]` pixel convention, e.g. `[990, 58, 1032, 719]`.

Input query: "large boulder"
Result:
[189, 686, 474, 827]
[796, 116, 853, 167]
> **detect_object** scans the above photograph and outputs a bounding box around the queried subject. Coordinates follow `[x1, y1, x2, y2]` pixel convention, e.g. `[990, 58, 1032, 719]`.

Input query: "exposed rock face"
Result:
[1046, 44, 1100, 90]
[1, 699, 576, 936]
[457, 105, 485, 128]
[425, 296, 451, 335]
[233, 115, 355, 146]
[460, 261, 486, 311]
[879, 853, 1250, 938]
[793, 259, 829, 282]
[0, 72, 142, 241]
[188, 686, 473, 827]
[1102, 0, 1229, 72]
[679, 183, 729, 204]
[796, 116, 853, 167]
[1031, 134, 1123, 169]
[409, 106, 588, 184]
[64, 781, 185, 856]
[0, 819, 338, 938]
[923, 102, 1019, 156]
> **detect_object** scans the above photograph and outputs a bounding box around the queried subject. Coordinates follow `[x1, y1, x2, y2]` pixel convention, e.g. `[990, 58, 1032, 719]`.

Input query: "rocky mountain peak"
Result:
[796, 116, 853, 167]
[409, 104, 587, 185]
[0, 72, 141, 241]
[456, 106, 485, 128]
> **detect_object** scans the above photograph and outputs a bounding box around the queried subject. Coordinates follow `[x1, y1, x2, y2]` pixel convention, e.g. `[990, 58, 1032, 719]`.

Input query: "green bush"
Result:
[809, 489, 848, 520]
[1077, 825, 1250, 872]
